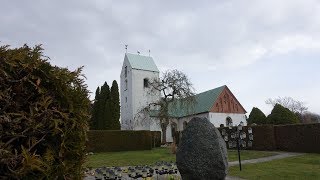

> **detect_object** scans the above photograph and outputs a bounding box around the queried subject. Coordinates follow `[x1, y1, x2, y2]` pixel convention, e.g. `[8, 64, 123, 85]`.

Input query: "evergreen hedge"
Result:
[274, 123, 320, 153]
[247, 107, 267, 125]
[0, 45, 90, 179]
[267, 104, 299, 125]
[87, 130, 161, 152]
[151, 131, 161, 148]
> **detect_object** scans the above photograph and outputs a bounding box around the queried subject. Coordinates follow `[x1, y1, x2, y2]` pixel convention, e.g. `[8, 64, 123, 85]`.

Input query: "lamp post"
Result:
[221, 121, 253, 171]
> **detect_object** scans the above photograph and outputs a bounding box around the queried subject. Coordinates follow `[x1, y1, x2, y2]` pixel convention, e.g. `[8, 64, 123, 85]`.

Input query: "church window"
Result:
[125, 79, 128, 90]
[125, 97, 127, 102]
[125, 66, 127, 77]
[143, 78, 149, 88]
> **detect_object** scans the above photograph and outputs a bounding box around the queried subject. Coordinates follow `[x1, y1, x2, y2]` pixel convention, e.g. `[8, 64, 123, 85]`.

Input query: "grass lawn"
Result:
[229, 153, 320, 179]
[85, 148, 276, 168]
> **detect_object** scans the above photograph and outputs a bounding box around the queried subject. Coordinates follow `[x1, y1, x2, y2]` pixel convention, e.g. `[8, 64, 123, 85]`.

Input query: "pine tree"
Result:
[267, 104, 300, 125]
[98, 82, 111, 129]
[247, 107, 267, 125]
[103, 83, 111, 129]
[91, 81, 120, 130]
[110, 80, 121, 129]
[91, 86, 100, 129]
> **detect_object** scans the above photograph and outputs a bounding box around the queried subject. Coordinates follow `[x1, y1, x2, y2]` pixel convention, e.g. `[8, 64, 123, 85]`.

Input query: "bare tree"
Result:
[145, 69, 196, 143]
[265, 96, 308, 114]
[301, 111, 320, 123]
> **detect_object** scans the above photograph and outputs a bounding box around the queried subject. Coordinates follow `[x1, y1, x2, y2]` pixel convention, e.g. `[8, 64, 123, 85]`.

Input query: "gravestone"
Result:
[176, 117, 228, 180]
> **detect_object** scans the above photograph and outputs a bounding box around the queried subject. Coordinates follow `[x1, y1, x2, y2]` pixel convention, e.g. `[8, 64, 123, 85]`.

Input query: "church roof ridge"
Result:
[166, 85, 226, 118]
[125, 53, 159, 72]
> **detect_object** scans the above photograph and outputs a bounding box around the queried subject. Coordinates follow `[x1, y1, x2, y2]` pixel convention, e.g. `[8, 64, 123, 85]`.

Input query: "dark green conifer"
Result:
[91, 87, 100, 129]
[247, 107, 267, 125]
[267, 104, 299, 125]
[110, 80, 120, 129]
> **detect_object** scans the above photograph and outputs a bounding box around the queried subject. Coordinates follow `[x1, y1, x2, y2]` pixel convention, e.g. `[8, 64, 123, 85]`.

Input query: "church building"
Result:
[120, 53, 247, 142]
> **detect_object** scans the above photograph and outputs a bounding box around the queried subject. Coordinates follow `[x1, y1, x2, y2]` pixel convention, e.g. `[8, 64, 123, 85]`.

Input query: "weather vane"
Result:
[148, 49, 151, 56]
[125, 45, 128, 53]
[137, 51, 140, 55]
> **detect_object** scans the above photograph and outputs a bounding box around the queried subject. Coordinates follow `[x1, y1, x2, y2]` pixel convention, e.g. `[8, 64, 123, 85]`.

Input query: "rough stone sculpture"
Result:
[176, 117, 228, 180]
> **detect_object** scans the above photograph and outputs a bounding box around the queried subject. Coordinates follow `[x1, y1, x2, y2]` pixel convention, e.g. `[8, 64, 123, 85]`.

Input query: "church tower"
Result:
[120, 53, 160, 130]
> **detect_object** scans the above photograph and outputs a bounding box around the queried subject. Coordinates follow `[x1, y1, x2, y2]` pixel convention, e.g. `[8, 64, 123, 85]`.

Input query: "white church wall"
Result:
[131, 69, 160, 130]
[120, 58, 133, 130]
[208, 112, 247, 127]
[150, 117, 174, 143]
[120, 54, 160, 130]
[177, 113, 209, 131]
[176, 112, 246, 131]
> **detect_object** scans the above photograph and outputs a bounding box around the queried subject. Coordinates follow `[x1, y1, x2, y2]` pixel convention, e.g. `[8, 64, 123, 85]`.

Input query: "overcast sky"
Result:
[1, 0, 320, 115]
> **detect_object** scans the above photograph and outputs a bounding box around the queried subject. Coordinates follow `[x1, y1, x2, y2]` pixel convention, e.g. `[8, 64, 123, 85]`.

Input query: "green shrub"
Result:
[267, 104, 299, 125]
[87, 130, 153, 152]
[247, 107, 267, 125]
[0, 45, 90, 179]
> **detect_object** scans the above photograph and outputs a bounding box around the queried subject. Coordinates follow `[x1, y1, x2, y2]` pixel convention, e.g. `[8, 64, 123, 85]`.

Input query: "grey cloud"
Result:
[1, 0, 320, 113]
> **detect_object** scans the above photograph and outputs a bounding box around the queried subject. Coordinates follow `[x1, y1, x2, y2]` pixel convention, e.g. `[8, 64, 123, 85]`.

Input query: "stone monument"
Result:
[176, 117, 228, 180]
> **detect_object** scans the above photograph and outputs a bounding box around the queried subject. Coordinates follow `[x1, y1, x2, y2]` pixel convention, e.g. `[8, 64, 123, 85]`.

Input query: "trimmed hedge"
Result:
[275, 123, 320, 153]
[87, 130, 161, 152]
[250, 125, 276, 151]
[177, 123, 320, 153]
[151, 131, 161, 148]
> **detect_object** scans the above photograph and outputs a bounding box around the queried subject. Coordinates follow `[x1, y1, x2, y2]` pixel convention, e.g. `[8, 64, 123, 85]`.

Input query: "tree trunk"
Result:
[161, 123, 167, 144]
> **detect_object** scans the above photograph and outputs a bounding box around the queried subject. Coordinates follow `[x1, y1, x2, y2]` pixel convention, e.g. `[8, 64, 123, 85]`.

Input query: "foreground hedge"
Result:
[0, 45, 90, 179]
[87, 130, 161, 152]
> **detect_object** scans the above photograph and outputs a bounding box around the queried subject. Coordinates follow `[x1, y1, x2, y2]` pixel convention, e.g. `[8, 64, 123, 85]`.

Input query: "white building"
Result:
[120, 53, 160, 130]
[120, 53, 247, 142]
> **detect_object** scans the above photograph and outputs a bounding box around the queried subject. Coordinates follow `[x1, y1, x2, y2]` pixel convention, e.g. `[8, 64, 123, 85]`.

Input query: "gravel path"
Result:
[228, 151, 304, 167]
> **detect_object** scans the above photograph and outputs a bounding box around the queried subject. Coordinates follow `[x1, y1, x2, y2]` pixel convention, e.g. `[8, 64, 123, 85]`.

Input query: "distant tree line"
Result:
[247, 97, 320, 125]
[91, 80, 120, 130]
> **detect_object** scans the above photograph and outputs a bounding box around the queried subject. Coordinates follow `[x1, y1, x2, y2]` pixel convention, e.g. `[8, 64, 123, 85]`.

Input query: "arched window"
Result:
[143, 78, 149, 88]
[125, 79, 128, 90]
[226, 117, 233, 127]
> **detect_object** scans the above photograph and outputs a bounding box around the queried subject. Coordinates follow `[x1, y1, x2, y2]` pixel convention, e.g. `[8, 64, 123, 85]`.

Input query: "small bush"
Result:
[0, 45, 90, 179]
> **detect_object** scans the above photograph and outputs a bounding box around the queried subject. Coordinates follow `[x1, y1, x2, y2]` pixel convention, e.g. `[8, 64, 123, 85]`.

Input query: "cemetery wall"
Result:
[87, 130, 161, 152]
